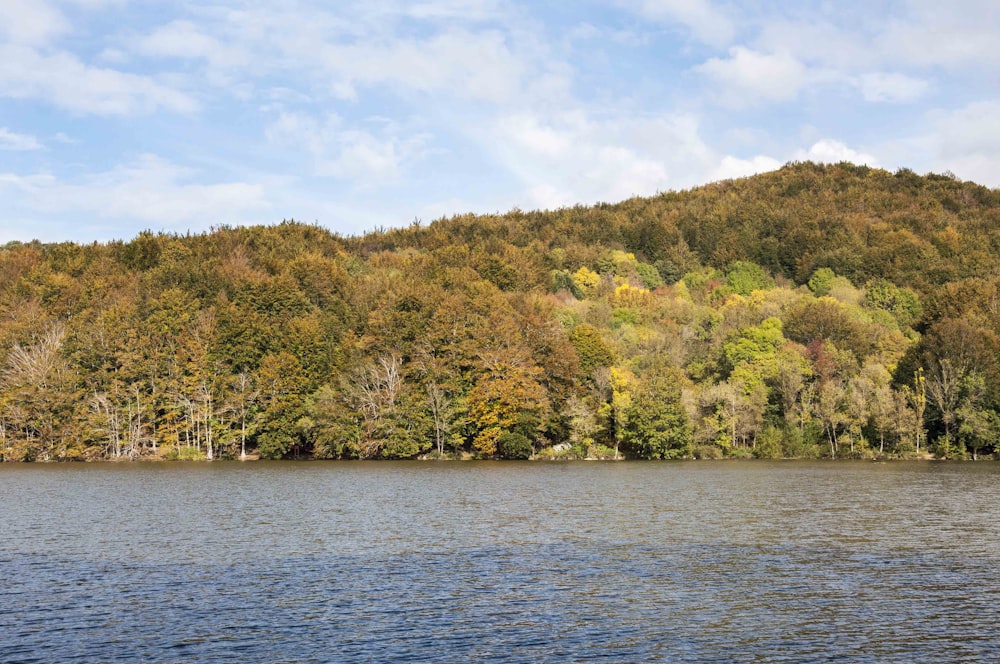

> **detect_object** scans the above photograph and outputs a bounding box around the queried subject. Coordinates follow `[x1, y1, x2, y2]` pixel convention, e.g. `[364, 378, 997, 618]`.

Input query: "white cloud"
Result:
[796, 139, 880, 166]
[708, 155, 782, 182]
[920, 101, 1000, 186]
[404, 0, 505, 21]
[856, 72, 929, 103]
[51, 131, 78, 144]
[620, 0, 735, 46]
[747, 4, 997, 111]
[97, 47, 129, 64]
[754, 19, 873, 70]
[929, 101, 1000, 159]
[0, 155, 269, 233]
[126, 8, 563, 108]
[0, 171, 56, 192]
[0, 127, 43, 151]
[881, 0, 1000, 69]
[754, 3, 1000, 72]
[266, 112, 431, 186]
[0, 44, 197, 115]
[315, 28, 538, 105]
[0, 0, 68, 46]
[136, 19, 250, 70]
[62, 0, 129, 8]
[694, 47, 808, 108]
[491, 110, 715, 208]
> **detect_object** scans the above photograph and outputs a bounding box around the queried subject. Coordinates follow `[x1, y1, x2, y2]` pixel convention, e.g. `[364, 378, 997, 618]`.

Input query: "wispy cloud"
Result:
[266, 112, 432, 186]
[0, 127, 43, 151]
[0, 46, 198, 115]
[490, 110, 716, 208]
[855, 72, 930, 103]
[0, 0, 68, 46]
[0, 0, 997, 243]
[694, 47, 808, 108]
[618, 0, 735, 46]
[0, 155, 269, 236]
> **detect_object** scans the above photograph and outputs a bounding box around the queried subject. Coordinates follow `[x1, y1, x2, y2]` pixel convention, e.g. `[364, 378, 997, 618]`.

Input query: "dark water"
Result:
[1, 461, 998, 663]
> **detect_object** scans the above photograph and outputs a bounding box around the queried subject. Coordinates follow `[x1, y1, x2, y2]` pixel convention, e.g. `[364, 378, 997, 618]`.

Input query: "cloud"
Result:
[753, 19, 872, 70]
[881, 0, 1000, 69]
[0, 0, 68, 46]
[0, 44, 198, 115]
[0, 155, 269, 236]
[694, 47, 808, 108]
[491, 111, 715, 208]
[404, 0, 505, 20]
[855, 72, 930, 103]
[796, 139, 880, 166]
[705, 140, 880, 187]
[747, 4, 996, 111]
[919, 101, 1000, 186]
[619, 0, 735, 46]
[753, 3, 1000, 71]
[266, 112, 431, 186]
[125, 7, 565, 108]
[136, 19, 250, 71]
[708, 155, 782, 182]
[63, 0, 129, 8]
[929, 101, 1000, 159]
[312, 28, 544, 105]
[0, 127, 43, 151]
[51, 132, 78, 144]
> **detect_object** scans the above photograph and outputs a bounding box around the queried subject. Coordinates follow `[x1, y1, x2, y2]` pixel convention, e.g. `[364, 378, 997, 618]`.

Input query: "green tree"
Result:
[255, 352, 309, 459]
[569, 324, 614, 374]
[726, 261, 774, 296]
[621, 366, 691, 459]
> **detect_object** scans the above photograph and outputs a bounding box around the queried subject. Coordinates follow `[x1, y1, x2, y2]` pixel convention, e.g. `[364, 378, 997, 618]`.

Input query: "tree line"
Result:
[1, 161, 998, 461]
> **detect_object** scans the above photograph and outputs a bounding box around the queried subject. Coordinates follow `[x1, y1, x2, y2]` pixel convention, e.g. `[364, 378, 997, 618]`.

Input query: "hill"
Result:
[1, 162, 998, 461]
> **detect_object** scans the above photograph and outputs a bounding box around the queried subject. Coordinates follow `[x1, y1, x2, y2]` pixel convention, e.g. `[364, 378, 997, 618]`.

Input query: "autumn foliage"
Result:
[1, 162, 998, 461]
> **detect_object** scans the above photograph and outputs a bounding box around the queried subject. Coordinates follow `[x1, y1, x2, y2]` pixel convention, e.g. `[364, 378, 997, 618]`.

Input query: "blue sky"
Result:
[1, 0, 998, 243]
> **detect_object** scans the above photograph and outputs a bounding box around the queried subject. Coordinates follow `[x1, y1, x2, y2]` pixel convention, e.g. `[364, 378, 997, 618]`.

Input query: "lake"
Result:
[1, 460, 998, 662]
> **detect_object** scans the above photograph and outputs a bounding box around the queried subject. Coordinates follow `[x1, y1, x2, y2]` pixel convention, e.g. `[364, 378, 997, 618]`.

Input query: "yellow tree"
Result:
[468, 354, 548, 456]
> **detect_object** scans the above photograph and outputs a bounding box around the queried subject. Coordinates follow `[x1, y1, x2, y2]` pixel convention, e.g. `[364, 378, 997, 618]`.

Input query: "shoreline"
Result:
[2, 453, 986, 465]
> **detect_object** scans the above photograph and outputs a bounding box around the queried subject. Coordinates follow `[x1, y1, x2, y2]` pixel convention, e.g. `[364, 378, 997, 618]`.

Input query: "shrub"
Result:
[164, 446, 206, 461]
[497, 432, 533, 460]
[693, 444, 723, 459]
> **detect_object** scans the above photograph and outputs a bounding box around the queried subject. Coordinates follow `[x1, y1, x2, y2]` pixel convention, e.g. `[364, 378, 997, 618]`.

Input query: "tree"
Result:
[726, 260, 774, 296]
[701, 378, 767, 453]
[604, 366, 635, 460]
[621, 366, 692, 459]
[807, 267, 836, 297]
[925, 358, 962, 458]
[773, 346, 813, 431]
[569, 324, 613, 375]
[255, 352, 309, 459]
[860, 363, 895, 455]
[224, 370, 258, 460]
[815, 380, 849, 459]
[565, 394, 604, 456]
[956, 372, 998, 460]
[468, 356, 548, 456]
[901, 368, 927, 455]
[0, 323, 82, 460]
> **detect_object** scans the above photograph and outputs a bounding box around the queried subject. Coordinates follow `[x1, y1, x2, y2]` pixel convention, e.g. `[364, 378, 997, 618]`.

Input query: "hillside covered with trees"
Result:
[2, 162, 998, 462]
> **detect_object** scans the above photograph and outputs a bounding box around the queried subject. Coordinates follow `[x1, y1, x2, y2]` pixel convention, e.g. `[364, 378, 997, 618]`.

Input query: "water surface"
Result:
[2, 461, 998, 662]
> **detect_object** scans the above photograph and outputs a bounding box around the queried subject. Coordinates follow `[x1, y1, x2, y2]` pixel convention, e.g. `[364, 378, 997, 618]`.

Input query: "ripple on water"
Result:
[1, 460, 999, 662]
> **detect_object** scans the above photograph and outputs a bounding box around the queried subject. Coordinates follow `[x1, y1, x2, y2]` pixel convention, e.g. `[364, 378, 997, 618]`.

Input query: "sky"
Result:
[0, 0, 998, 244]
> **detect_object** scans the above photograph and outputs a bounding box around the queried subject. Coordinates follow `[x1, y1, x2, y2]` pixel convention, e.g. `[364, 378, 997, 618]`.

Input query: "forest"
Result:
[1, 161, 998, 462]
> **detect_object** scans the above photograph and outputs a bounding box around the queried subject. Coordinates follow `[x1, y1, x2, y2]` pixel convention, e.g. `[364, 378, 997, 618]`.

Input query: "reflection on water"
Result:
[2, 461, 998, 662]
